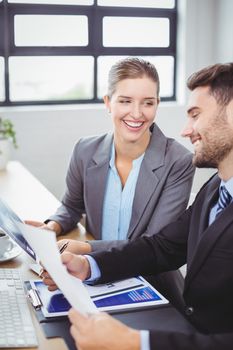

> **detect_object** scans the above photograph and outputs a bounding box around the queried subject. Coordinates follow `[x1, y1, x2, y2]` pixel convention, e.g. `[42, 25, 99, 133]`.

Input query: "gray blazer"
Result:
[49, 124, 195, 252]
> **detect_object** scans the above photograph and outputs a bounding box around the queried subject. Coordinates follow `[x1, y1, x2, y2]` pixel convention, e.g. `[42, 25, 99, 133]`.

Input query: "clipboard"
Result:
[26, 276, 169, 319]
[25, 279, 184, 350]
[25, 281, 77, 350]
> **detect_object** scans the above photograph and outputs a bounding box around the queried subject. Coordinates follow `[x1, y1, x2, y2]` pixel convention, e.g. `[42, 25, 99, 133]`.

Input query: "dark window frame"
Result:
[0, 0, 177, 106]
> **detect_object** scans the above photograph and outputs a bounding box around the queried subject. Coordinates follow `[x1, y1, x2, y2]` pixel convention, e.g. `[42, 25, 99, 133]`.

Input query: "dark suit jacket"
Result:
[91, 174, 233, 350]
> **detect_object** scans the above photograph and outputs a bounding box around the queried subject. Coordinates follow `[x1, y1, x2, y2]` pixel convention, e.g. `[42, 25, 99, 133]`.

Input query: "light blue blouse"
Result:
[102, 143, 145, 241]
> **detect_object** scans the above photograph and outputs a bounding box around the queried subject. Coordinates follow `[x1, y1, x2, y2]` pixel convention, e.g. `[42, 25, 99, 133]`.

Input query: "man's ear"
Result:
[103, 95, 111, 113]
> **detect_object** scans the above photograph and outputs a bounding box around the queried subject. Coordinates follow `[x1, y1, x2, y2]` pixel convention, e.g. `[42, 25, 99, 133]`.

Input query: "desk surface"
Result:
[0, 161, 92, 350]
[0, 161, 60, 221]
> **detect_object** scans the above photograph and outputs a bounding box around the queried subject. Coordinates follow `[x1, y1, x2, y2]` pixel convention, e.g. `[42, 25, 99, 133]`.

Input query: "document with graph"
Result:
[29, 275, 168, 317]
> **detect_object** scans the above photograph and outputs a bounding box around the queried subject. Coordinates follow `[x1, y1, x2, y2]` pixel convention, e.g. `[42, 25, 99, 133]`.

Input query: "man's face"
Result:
[181, 86, 233, 168]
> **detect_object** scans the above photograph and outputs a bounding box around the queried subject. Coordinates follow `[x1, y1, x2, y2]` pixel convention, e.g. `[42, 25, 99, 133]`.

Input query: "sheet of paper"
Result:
[17, 222, 97, 315]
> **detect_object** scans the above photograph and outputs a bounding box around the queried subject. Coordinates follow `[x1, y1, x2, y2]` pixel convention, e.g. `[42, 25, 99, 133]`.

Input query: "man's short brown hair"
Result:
[187, 63, 233, 106]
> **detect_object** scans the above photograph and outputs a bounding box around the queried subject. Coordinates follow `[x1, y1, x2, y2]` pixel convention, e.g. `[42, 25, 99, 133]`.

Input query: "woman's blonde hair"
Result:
[107, 57, 160, 99]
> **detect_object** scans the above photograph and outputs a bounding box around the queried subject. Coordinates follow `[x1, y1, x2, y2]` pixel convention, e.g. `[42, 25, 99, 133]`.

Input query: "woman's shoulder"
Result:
[70, 133, 113, 166]
[150, 124, 192, 159]
[166, 137, 192, 158]
[74, 133, 112, 151]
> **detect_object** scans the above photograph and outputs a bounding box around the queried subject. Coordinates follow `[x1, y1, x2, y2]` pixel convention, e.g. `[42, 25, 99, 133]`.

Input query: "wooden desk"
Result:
[0, 161, 92, 350]
[0, 161, 90, 237]
[0, 161, 60, 221]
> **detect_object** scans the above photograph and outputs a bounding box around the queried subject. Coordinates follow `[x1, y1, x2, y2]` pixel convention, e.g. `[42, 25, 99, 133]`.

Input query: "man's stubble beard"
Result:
[193, 112, 233, 169]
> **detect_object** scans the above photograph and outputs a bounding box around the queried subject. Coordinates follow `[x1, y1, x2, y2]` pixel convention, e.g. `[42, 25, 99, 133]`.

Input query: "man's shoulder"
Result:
[193, 172, 219, 203]
[199, 172, 219, 191]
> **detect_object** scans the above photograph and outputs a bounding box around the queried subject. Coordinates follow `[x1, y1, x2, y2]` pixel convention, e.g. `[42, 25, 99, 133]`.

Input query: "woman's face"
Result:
[104, 76, 159, 145]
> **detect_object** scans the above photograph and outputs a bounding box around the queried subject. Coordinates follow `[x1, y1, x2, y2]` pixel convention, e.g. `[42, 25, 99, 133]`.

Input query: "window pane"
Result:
[9, 0, 93, 4]
[97, 0, 175, 9]
[147, 56, 174, 97]
[9, 56, 94, 101]
[0, 57, 5, 102]
[103, 17, 169, 47]
[97, 56, 126, 99]
[97, 56, 174, 99]
[98, 0, 175, 8]
[15, 15, 88, 47]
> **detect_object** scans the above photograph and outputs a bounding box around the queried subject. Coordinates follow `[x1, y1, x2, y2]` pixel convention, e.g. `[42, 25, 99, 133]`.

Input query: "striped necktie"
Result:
[215, 185, 232, 218]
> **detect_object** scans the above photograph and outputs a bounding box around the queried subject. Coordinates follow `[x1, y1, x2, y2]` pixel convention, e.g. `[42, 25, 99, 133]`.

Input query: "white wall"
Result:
[1, 105, 112, 199]
[0, 0, 232, 199]
[215, 0, 233, 62]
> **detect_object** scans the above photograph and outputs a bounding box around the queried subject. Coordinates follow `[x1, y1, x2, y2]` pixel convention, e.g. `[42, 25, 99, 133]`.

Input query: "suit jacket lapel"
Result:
[186, 178, 219, 265]
[185, 176, 233, 289]
[128, 124, 166, 238]
[86, 133, 113, 239]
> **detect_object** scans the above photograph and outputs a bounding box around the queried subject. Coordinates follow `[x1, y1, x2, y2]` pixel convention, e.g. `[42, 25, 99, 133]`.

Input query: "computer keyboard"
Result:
[0, 268, 38, 348]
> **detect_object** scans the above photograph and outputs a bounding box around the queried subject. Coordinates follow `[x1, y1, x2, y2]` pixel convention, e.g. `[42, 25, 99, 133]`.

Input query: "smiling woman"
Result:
[27, 57, 195, 306]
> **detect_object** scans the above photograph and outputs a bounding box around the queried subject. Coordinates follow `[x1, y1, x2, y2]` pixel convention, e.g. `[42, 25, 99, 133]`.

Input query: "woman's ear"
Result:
[103, 95, 111, 113]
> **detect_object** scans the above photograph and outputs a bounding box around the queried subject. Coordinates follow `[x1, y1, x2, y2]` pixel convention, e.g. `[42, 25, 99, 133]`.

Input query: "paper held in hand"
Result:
[17, 222, 98, 315]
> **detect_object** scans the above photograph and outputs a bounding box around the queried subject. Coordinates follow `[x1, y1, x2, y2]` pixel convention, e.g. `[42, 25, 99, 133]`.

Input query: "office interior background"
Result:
[0, 0, 232, 200]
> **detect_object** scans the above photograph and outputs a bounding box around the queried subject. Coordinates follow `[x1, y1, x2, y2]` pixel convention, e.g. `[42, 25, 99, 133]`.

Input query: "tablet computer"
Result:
[0, 198, 36, 260]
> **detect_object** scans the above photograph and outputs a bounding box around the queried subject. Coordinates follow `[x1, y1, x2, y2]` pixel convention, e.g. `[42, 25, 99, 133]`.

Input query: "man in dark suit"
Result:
[43, 62, 233, 350]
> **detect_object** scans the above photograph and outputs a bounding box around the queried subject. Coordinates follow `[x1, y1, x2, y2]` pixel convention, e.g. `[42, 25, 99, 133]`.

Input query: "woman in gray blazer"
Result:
[28, 58, 195, 304]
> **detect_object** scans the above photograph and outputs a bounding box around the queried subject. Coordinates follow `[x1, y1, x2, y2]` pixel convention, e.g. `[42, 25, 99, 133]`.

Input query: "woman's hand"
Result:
[25, 220, 62, 236]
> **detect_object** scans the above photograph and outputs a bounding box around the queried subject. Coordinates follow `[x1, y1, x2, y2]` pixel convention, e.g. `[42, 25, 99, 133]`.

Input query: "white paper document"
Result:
[17, 222, 98, 315]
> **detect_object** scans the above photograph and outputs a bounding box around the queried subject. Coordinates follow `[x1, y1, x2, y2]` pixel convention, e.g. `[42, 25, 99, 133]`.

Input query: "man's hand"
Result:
[68, 308, 140, 350]
[41, 252, 91, 291]
[58, 239, 92, 255]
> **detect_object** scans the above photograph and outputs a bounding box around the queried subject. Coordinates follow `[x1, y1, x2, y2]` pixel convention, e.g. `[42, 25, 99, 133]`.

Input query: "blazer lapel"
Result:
[186, 178, 219, 265]
[128, 124, 166, 238]
[185, 177, 233, 289]
[85, 133, 113, 239]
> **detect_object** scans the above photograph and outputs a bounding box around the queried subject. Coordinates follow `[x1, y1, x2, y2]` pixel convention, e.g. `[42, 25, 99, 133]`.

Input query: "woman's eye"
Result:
[119, 100, 130, 104]
[144, 101, 154, 106]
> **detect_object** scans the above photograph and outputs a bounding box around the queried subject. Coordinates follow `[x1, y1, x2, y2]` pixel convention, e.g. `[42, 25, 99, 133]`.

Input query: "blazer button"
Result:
[185, 306, 194, 316]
